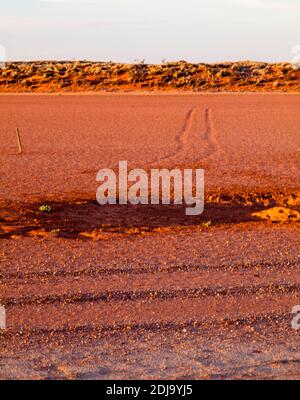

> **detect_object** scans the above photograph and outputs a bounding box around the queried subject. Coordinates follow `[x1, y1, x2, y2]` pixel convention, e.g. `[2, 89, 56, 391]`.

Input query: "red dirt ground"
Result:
[0, 94, 300, 379]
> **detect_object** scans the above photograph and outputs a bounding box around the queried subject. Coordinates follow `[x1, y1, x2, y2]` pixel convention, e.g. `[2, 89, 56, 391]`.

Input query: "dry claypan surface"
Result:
[0, 61, 299, 93]
[0, 93, 300, 379]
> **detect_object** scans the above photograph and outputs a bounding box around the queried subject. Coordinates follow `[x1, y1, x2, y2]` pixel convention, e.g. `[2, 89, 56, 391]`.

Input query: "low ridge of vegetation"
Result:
[0, 60, 299, 92]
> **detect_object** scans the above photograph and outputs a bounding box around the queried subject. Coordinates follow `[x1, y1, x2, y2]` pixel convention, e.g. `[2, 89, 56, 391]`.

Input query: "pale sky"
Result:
[0, 0, 299, 63]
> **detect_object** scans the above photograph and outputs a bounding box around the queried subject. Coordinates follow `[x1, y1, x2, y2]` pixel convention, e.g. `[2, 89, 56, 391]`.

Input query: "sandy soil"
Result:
[0, 94, 299, 380]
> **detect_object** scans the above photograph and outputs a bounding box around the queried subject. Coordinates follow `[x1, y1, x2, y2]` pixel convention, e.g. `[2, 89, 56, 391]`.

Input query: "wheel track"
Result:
[0, 312, 291, 339]
[203, 107, 228, 163]
[0, 258, 299, 283]
[147, 106, 227, 167]
[146, 107, 196, 167]
[2, 282, 300, 306]
[1, 258, 299, 281]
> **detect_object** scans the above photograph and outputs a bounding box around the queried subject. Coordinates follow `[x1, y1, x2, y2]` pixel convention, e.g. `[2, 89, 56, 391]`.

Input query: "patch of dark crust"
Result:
[1, 191, 299, 239]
